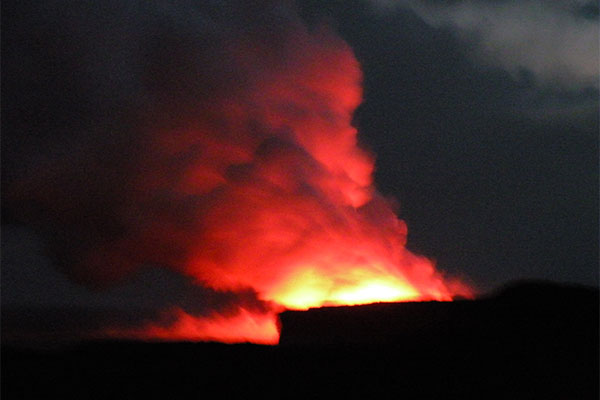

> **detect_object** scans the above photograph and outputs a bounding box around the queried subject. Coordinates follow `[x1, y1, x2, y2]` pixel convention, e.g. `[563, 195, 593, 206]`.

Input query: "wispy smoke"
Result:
[372, 0, 599, 89]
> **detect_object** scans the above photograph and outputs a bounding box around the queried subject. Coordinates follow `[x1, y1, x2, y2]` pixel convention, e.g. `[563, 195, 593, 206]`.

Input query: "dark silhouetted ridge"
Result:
[279, 280, 598, 346]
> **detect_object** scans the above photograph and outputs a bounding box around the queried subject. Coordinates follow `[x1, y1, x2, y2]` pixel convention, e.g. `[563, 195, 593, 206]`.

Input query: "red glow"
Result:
[269, 267, 423, 310]
[149, 309, 279, 345]
[105, 24, 472, 344]
[110, 308, 280, 345]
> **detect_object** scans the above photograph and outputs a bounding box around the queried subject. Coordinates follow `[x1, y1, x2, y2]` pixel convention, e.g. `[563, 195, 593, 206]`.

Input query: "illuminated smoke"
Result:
[4, 1, 470, 344]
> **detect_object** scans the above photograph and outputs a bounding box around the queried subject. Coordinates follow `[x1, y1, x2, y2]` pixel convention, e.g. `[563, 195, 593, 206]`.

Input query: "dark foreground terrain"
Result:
[3, 281, 598, 399]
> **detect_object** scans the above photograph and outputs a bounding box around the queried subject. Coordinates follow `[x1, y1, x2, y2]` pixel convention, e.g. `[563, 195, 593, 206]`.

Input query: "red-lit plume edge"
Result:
[13, 4, 471, 345]
[115, 19, 470, 344]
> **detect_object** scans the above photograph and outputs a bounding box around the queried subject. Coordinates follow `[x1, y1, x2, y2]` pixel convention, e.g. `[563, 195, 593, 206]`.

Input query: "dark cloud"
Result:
[1, 0, 314, 339]
[1, 225, 271, 342]
[2, 0, 308, 285]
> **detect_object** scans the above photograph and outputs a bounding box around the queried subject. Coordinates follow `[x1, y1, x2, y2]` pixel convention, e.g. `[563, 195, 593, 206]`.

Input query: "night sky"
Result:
[2, 0, 598, 341]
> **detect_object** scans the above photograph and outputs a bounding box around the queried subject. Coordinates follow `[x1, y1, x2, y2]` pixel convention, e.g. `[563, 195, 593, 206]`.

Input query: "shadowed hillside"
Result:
[279, 280, 598, 346]
[3, 281, 598, 399]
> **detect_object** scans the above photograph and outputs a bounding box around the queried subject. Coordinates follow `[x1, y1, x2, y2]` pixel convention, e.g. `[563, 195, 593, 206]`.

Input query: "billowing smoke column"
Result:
[4, 1, 470, 344]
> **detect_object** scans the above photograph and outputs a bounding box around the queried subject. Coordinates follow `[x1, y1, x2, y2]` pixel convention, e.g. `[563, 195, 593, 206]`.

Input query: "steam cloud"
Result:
[3, 0, 468, 343]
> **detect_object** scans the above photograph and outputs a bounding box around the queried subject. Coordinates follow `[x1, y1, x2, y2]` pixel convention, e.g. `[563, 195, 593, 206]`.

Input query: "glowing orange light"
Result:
[329, 279, 420, 306]
[267, 266, 428, 310]
[115, 308, 280, 345]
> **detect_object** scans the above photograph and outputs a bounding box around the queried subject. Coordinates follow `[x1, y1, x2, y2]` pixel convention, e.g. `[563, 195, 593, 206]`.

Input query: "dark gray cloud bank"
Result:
[2, 0, 598, 341]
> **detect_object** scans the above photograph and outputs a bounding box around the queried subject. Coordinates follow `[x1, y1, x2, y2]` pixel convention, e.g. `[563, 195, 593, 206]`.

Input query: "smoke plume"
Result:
[3, 0, 470, 343]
